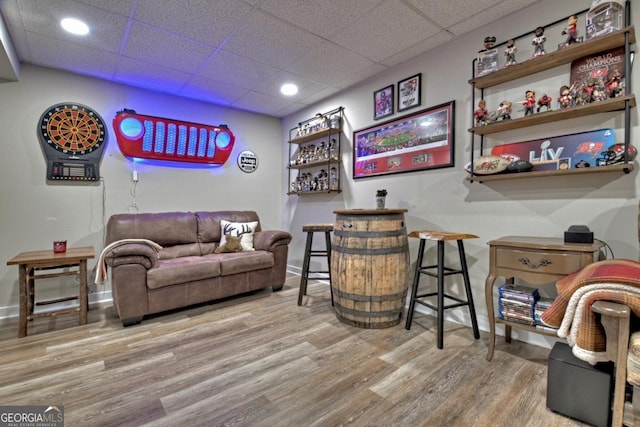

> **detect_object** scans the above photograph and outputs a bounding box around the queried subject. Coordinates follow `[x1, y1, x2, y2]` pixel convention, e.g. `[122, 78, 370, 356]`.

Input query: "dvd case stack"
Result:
[498, 284, 539, 326]
[534, 297, 554, 324]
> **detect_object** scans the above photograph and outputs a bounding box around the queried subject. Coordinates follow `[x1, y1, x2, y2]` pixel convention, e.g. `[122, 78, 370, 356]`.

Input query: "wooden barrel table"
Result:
[331, 208, 410, 328]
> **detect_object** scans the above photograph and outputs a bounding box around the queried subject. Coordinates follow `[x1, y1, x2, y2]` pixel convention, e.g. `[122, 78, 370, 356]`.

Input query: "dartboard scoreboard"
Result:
[38, 103, 107, 181]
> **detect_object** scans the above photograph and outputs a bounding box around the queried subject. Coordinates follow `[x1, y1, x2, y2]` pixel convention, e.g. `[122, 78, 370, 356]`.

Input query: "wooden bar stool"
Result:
[298, 223, 334, 306]
[405, 230, 480, 349]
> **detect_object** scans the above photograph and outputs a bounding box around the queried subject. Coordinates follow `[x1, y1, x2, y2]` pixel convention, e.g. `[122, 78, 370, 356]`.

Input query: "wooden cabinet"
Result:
[287, 107, 343, 195]
[468, 8, 636, 183]
[484, 236, 604, 361]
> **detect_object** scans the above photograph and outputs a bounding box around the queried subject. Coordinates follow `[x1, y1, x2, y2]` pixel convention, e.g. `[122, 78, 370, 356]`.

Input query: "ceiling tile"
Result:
[198, 50, 280, 90]
[75, 0, 135, 17]
[122, 23, 214, 74]
[258, 0, 382, 40]
[448, 0, 541, 37]
[24, 31, 118, 80]
[134, 0, 255, 47]
[114, 56, 192, 93]
[230, 90, 293, 116]
[403, 0, 503, 27]
[180, 75, 250, 106]
[15, 0, 128, 54]
[380, 30, 455, 67]
[331, 0, 440, 62]
[222, 10, 324, 68]
[283, 41, 375, 86]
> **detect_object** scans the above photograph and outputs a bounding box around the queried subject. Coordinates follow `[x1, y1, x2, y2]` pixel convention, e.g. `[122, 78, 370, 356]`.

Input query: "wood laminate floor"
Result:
[0, 274, 590, 426]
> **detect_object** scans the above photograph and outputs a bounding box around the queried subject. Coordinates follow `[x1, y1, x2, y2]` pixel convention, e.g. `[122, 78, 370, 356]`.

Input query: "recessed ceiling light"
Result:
[61, 18, 90, 36]
[280, 83, 298, 96]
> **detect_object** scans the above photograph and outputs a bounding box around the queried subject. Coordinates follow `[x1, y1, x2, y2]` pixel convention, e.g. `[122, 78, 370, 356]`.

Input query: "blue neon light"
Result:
[207, 130, 217, 158]
[154, 122, 165, 153]
[177, 125, 187, 155]
[142, 120, 154, 152]
[216, 131, 231, 149]
[119, 117, 143, 139]
[166, 123, 176, 154]
[197, 128, 207, 157]
[187, 126, 197, 156]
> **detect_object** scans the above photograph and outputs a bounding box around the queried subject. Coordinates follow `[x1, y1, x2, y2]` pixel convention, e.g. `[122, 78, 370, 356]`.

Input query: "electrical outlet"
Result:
[132, 171, 139, 182]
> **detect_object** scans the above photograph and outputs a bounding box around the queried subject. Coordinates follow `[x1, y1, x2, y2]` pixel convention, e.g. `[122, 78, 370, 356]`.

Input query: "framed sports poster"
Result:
[353, 101, 455, 179]
[373, 85, 394, 120]
[397, 73, 421, 111]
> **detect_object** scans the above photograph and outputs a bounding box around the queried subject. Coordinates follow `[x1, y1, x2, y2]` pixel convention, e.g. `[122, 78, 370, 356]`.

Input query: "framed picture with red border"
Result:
[354, 100, 455, 179]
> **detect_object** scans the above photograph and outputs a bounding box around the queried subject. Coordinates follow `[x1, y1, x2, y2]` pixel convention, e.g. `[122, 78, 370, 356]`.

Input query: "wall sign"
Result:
[112, 109, 235, 165]
[38, 102, 107, 181]
[237, 150, 258, 173]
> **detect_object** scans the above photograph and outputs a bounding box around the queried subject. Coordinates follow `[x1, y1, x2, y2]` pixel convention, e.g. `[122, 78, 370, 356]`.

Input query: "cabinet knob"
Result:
[518, 257, 551, 269]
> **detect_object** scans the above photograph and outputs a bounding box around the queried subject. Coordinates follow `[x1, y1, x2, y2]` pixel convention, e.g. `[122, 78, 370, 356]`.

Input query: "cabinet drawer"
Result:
[495, 248, 584, 275]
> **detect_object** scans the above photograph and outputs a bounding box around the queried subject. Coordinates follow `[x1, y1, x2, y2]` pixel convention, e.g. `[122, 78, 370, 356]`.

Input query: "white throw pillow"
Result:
[219, 220, 258, 251]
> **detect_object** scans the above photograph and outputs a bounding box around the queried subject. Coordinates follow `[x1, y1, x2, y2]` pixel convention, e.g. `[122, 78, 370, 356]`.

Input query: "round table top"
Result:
[333, 208, 408, 215]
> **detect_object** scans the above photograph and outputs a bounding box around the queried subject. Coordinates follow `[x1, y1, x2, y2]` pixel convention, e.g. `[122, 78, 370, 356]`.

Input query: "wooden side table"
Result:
[485, 236, 604, 361]
[6, 246, 95, 337]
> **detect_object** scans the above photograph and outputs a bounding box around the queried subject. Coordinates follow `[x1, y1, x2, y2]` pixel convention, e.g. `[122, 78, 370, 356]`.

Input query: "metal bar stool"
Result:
[405, 230, 480, 349]
[298, 223, 334, 306]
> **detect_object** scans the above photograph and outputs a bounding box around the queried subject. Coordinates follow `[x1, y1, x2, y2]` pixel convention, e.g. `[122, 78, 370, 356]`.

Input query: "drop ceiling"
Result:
[0, 0, 539, 118]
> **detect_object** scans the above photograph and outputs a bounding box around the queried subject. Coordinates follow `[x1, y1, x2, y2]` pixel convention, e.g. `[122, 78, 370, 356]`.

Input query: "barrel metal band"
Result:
[332, 287, 407, 301]
[334, 304, 402, 318]
[333, 229, 406, 238]
[331, 244, 408, 255]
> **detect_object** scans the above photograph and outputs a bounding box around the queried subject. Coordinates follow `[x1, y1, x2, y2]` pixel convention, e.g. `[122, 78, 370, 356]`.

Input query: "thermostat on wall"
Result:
[237, 150, 258, 173]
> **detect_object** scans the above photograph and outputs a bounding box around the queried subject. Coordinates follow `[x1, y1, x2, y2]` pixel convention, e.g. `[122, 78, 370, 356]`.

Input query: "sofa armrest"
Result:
[105, 243, 159, 268]
[254, 230, 292, 251]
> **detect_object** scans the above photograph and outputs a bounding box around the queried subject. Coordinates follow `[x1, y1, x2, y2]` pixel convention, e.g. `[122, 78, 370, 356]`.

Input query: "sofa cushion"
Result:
[216, 251, 274, 276]
[107, 212, 198, 246]
[147, 256, 221, 289]
[220, 220, 258, 251]
[159, 243, 201, 259]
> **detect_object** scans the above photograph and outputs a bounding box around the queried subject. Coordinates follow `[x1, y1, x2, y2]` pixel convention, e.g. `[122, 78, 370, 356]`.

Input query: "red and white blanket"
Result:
[540, 259, 640, 364]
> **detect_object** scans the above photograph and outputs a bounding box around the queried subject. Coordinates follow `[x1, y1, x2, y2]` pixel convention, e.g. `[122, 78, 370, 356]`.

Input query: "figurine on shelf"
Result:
[607, 70, 623, 98]
[329, 167, 338, 190]
[558, 85, 573, 109]
[536, 94, 552, 112]
[476, 36, 498, 77]
[474, 99, 489, 126]
[582, 78, 598, 104]
[561, 15, 579, 47]
[496, 101, 512, 121]
[531, 26, 546, 57]
[522, 90, 536, 116]
[480, 35, 496, 52]
[503, 39, 517, 67]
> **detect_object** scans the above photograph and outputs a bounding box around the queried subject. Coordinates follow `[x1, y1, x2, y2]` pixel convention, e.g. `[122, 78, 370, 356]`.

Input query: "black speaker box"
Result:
[564, 225, 594, 244]
[547, 342, 613, 427]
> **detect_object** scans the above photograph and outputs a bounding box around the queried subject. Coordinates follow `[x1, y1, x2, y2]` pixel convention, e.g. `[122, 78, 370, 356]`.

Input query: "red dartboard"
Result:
[39, 103, 106, 155]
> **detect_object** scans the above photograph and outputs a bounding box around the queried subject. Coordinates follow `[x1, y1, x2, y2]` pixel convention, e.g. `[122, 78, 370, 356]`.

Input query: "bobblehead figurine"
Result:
[532, 26, 546, 57]
[561, 15, 579, 46]
[504, 39, 517, 66]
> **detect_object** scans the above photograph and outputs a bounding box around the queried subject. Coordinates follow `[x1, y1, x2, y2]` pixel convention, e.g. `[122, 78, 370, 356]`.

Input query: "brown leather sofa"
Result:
[104, 211, 291, 326]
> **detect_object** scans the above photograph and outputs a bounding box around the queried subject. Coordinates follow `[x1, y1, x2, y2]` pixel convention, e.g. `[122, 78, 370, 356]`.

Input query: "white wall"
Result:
[283, 0, 639, 348]
[0, 64, 283, 316]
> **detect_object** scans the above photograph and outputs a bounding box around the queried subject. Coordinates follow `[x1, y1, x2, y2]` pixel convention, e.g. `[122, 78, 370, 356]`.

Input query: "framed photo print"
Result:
[397, 73, 421, 112]
[373, 85, 394, 120]
[353, 100, 455, 179]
